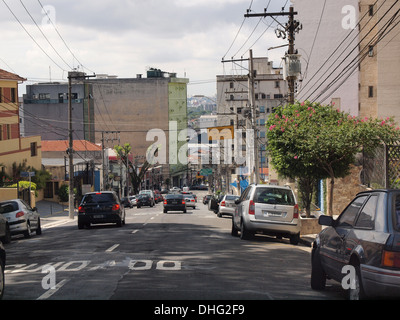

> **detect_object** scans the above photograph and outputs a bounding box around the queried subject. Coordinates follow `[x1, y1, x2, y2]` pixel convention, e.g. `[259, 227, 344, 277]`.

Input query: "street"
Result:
[2, 191, 345, 301]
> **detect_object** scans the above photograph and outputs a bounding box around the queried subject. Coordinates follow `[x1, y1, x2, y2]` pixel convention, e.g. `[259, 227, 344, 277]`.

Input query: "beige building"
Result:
[359, 0, 400, 123]
[0, 69, 42, 180]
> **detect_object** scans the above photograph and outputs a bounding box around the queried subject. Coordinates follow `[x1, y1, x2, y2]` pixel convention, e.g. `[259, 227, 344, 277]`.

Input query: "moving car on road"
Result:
[184, 194, 196, 209]
[137, 194, 154, 208]
[163, 193, 186, 213]
[232, 184, 300, 244]
[311, 189, 400, 299]
[78, 191, 126, 229]
[139, 190, 156, 206]
[0, 199, 42, 238]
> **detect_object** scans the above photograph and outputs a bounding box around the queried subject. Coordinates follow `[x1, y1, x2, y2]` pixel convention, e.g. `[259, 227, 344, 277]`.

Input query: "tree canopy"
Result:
[266, 101, 400, 216]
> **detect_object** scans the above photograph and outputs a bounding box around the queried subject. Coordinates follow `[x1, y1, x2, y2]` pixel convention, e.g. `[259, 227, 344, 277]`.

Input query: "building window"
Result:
[11, 88, 16, 103]
[230, 82, 234, 89]
[39, 93, 50, 100]
[275, 81, 280, 88]
[30, 142, 37, 157]
[0, 125, 2, 140]
[369, 5, 374, 16]
[369, 46, 374, 57]
[368, 86, 374, 98]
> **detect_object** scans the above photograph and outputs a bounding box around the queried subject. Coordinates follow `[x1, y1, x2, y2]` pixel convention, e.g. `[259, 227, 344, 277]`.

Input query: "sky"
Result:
[0, 0, 291, 98]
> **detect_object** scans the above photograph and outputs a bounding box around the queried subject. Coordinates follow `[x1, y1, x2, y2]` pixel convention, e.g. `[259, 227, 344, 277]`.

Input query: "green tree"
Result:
[266, 101, 400, 216]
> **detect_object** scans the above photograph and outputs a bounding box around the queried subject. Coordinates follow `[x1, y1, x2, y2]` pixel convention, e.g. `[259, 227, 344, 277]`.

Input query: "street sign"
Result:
[200, 168, 213, 176]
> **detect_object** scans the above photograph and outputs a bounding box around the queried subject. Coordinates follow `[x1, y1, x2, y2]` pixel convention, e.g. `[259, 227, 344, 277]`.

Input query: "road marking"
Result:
[36, 279, 69, 300]
[131, 229, 139, 234]
[105, 244, 120, 252]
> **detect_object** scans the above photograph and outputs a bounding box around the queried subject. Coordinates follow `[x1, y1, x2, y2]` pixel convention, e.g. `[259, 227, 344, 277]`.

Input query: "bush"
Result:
[58, 184, 69, 202]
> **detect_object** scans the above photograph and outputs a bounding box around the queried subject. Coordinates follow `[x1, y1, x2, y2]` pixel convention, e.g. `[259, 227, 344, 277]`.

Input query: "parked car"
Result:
[163, 193, 186, 213]
[0, 214, 10, 244]
[184, 194, 196, 209]
[122, 197, 134, 208]
[208, 194, 224, 214]
[154, 191, 163, 203]
[137, 194, 153, 208]
[129, 196, 137, 206]
[203, 195, 212, 205]
[217, 195, 240, 217]
[0, 199, 42, 238]
[0, 241, 5, 300]
[139, 190, 155, 206]
[311, 189, 400, 299]
[232, 184, 300, 244]
[78, 191, 126, 229]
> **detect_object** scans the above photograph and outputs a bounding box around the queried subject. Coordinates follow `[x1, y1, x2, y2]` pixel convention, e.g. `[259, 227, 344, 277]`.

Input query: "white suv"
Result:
[231, 184, 301, 244]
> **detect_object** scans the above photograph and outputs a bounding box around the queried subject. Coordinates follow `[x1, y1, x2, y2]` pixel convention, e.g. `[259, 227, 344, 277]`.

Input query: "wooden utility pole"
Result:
[248, 49, 259, 183]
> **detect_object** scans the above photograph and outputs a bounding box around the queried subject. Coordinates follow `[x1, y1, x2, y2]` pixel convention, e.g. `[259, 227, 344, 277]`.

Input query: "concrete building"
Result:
[23, 82, 95, 142]
[358, 0, 400, 123]
[292, 0, 360, 115]
[23, 69, 189, 188]
[0, 69, 42, 180]
[216, 57, 287, 187]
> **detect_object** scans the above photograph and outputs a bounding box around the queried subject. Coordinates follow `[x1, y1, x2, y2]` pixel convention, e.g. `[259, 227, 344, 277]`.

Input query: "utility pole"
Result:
[248, 49, 259, 183]
[245, 6, 302, 105]
[67, 71, 95, 219]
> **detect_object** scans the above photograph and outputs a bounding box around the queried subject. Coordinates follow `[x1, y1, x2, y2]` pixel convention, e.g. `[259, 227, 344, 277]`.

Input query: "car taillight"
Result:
[15, 211, 24, 218]
[293, 204, 299, 219]
[249, 200, 255, 215]
[78, 206, 85, 213]
[182, 200, 186, 204]
[220, 201, 226, 207]
[112, 204, 120, 211]
[382, 250, 400, 268]
[163, 200, 167, 204]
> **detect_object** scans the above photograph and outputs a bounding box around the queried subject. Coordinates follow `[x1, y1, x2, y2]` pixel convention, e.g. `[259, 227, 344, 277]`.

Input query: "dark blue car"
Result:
[311, 189, 400, 299]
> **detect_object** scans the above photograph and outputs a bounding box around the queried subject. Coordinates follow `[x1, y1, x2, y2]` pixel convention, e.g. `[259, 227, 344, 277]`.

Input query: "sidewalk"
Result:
[299, 234, 317, 247]
[35, 200, 76, 228]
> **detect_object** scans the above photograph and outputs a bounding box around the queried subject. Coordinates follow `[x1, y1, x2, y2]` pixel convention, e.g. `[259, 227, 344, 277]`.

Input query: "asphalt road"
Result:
[2, 191, 345, 302]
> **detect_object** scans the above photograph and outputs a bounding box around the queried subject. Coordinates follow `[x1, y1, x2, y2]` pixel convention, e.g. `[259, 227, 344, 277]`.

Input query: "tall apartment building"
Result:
[359, 0, 400, 123]
[216, 57, 287, 184]
[23, 70, 189, 188]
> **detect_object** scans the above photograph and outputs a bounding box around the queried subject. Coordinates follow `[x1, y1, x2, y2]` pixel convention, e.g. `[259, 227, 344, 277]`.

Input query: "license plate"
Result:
[172, 201, 177, 204]
[94, 215, 104, 219]
[262, 211, 282, 216]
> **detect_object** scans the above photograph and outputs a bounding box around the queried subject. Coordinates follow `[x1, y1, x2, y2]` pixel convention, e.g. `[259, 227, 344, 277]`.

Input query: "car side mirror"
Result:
[32, 207, 37, 212]
[235, 199, 241, 205]
[318, 215, 334, 227]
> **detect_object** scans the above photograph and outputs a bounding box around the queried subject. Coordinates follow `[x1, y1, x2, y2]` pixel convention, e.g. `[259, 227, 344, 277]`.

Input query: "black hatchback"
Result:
[137, 194, 153, 208]
[311, 189, 400, 299]
[163, 194, 186, 213]
[78, 191, 126, 229]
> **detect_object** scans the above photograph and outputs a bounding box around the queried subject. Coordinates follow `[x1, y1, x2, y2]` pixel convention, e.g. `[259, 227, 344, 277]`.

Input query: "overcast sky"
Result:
[0, 0, 290, 97]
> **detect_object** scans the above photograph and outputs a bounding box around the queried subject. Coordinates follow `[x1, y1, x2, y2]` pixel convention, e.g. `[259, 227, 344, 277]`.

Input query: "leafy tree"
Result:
[114, 143, 158, 194]
[266, 101, 400, 216]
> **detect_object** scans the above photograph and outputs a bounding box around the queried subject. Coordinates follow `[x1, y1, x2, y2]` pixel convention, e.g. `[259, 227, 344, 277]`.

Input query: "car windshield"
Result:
[0, 201, 18, 214]
[253, 188, 295, 205]
[225, 195, 239, 201]
[166, 194, 183, 199]
[82, 193, 114, 204]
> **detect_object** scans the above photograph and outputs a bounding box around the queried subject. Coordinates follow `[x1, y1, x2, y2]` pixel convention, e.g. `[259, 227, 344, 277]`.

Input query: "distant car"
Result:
[154, 191, 163, 203]
[137, 194, 153, 208]
[0, 213, 10, 244]
[184, 194, 196, 209]
[232, 184, 300, 244]
[311, 189, 400, 300]
[122, 197, 134, 208]
[163, 194, 186, 213]
[170, 187, 181, 192]
[203, 195, 212, 205]
[0, 241, 5, 299]
[139, 190, 155, 206]
[217, 195, 240, 217]
[78, 191, 126, 229]
[0, 199, 42, 238]
[129, 196, 137, 206]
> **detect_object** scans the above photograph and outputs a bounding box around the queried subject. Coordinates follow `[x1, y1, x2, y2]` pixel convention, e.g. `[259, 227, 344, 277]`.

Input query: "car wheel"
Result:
[231, 219, 239, 237]
[1, 224, 11, 244]
[183, 209, 187, 213]
[137, 205, 141, 209]
[0, 258, 4, 300]
[311, 248, 326, 290]
[240, 219, 252, 240]
[36, 218, 42, 235]
[163, 209, 167, 213]
[24, 222, 31, 238]
[289, 233, 299, 245]
[78, 220, 85, 229]
[348, 264, 366, 300]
